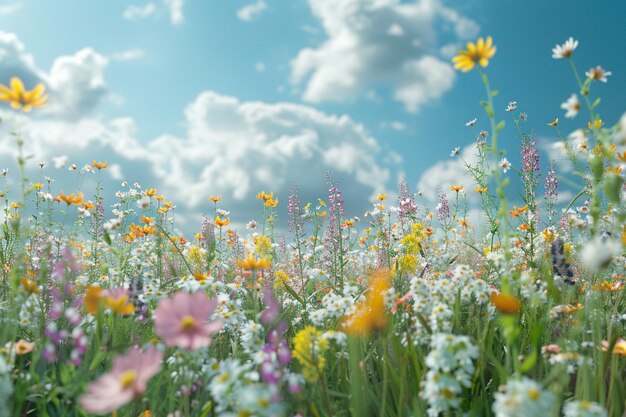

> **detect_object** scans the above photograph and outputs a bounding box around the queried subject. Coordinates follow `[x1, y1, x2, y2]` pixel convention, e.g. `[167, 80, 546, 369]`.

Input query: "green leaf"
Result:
[103, 231, 112, 246]
[283, 282, 305, 306]
[495, 120, 506, 132]
[490, 89, 499, 97]
[480, 100, 489, 107]
[591, 97, 601, 109]
[520, 350, 538, 373]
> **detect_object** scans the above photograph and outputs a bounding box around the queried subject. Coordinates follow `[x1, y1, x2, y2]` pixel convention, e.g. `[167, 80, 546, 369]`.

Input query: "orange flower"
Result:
[514, 205, 528, 213]
[21, 276, 40, 294]
[145, 188, 157, 197]
[491, 292, 521, 314]
[54, 191, 84, 206]
[92, 161, 108, 170]
[450, 185, 463, 192]
[377, 194, 386, 201]
[474, 186, 488, 194]
[548, 118, 559, 127]
[210, 195, 222, 203]
[214, 216, 230, 227]
[342, 270, 391, 336]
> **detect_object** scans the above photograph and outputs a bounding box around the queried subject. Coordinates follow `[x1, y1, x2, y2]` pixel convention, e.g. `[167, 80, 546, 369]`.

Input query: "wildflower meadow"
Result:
[1, 12, 626, 417]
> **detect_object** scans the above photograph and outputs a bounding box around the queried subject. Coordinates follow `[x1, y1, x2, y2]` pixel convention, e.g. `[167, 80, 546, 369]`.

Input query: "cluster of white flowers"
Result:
[308, 285, 359, 326]
[492, 377, 555, 417]
[563, 400, 608, 417]
[422, 333, 479, 417]
[240, 320, 265, 357]
[205, 358, 283, 417]
[410, 265, 490, 343]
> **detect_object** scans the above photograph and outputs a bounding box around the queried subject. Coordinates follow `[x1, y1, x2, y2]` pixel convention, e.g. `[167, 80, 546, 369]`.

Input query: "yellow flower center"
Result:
[527, 388, 540, 400]
[119, 370, 137, 389]
[180, 315, 197, 330]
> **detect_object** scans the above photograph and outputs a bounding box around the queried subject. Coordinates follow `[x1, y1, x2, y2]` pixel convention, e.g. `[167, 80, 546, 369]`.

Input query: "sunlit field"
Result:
[1, 5, 626, 417]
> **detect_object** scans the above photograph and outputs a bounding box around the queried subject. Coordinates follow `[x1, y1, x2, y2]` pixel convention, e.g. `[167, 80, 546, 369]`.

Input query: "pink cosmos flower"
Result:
[155, 291, 223, 350]
[79, 347, 162, 414]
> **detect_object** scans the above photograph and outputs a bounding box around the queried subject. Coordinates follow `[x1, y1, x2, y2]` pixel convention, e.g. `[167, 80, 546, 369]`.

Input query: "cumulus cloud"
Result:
[290, 0, 478, 112]
[237, 0, 268, 22]
[0, 91, 396, 229]
[164, 0, 184, 25]
[0, 31, 401, 233]
[122, 3, 156, 20]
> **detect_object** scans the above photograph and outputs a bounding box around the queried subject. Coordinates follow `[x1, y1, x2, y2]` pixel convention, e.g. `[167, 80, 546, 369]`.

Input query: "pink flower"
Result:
[79, 347, 162, 414]
[155, 291, 223, 350]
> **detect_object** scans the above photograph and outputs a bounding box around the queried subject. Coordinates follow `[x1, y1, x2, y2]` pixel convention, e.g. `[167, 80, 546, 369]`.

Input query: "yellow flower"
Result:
[0, 77, 47, 111]
[84, 285, 104, 314]
[105, 293, 135, 315]
[474, 186, 488, 194]
[450, 185, 463, 192]
[20, 276, 40, 294]
[265, 197, 279, 208]
[452, 36, 496, 72]
[547, 118, 559, 127]
[588, 119, 604, 129]
[377, 193, 386, 201]
[256, 191, 274, 202]
[342, 270, 391, 336]
[214, 216, 230, 227]
[292, 326, 328, 382]
[236, 256, 270, 270]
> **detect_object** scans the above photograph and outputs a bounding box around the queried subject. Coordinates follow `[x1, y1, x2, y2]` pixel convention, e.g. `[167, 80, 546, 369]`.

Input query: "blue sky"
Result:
[0, 0, 624, 231]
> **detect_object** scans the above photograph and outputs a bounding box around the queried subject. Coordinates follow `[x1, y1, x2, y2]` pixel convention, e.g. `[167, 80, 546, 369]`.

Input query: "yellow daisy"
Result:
[0, 77, 48, 112]
[452, 36, 496, 73]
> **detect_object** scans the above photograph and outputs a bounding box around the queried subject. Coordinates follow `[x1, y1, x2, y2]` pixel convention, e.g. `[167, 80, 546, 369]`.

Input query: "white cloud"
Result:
[0, 2, 22, 15]
[0, 31, 400, 232]
[290, 0, 478, 112]
[237, 0, 268, 22]
[122, 3, 156, 20]
[164, 0, 184, 25]
[254, 62, 266, 72]
[0, 91, 396, 227]
[111, 48, 145, 61]
[46, 48, 109, 119]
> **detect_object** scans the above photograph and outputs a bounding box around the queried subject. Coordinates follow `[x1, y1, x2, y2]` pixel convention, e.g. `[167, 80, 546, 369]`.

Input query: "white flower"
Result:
[579, 235, 622, 271]
[500, 158, 512, 173]
[493, 377, 555, 417]
[506, 101, 517, 112]
[450, 147, 460, 157]
[37, 161, 46, 168]
[465, 118, 477, 127]
[53, 155, 68, 169]
[68, 164, 77, 171]
[552, 37, 578, 59]
[561, 93, 581, 118]
[563, 400, 607, 417]
[586, 66, 612, 83]
[137, 195, 151, 209]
